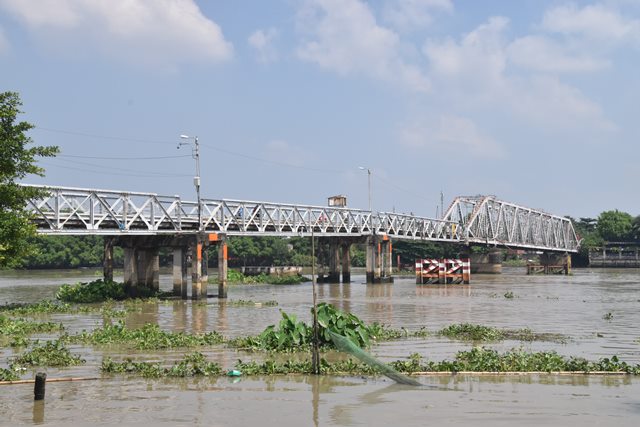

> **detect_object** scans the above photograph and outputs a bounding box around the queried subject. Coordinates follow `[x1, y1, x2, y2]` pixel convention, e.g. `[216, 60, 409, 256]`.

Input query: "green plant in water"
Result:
[56, 280, 127, 303]
[439, 323, 503, 341]
[224, 270, 310, 285]
[603, 312, 613, 320]
[0, 367, 20, 381]
[101, 352, 221, 378]
[11, 340, 85, 368]
[504, 291, 515, 299]
[68, 321, 224, 350]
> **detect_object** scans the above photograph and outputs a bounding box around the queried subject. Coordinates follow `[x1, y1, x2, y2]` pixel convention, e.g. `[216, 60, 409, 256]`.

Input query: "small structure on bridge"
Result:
[415, 258, 470, 284]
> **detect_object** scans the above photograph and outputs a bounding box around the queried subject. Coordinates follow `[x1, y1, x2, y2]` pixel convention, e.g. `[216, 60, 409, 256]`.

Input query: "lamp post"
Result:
[358, 166, 371, 212]
[178, 134, 201, 230]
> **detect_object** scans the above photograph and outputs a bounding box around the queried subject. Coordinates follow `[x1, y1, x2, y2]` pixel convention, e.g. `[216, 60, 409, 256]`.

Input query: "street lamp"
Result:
[358, 166, 371, 212]
[178, 134, 201, 230]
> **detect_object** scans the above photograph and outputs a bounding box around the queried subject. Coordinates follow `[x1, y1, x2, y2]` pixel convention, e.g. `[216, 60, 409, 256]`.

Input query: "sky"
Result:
[2, 0, 639, 219]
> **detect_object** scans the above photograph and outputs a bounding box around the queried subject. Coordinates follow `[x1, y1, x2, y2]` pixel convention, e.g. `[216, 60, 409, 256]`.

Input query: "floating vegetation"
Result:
[101, 352, 221, 378]
[437, 323, 567, 343]
[224, 270, 310, 285]
[56, 280, 128, 303]
[11, 340, 85, 368]
[0, 314, 64, 347]
[0, 367, 19, 382]
[438, 324, 503, 341]
[66, 321, 224, 350]
[226, 299, 279, 307]
[603, 312, 613, 321]
[504, 291, 515, 299]
[0, 300, 79, 315]
[389, 348, 640, 374]
[228, 303, 425, 352]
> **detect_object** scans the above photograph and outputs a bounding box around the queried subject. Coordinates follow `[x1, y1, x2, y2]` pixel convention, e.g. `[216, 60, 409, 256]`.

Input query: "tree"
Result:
[596, 210, 633, 242]
[0, 91, 58, 268]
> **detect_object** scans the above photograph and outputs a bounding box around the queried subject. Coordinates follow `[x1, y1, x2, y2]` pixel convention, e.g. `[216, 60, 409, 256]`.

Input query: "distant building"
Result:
[328, 195, 347, 208]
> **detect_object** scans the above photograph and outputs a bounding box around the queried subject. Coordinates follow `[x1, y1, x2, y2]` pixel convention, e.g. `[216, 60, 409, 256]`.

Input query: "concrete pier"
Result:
[341, 242, 351, 283]
[366, 236, 394, 284]
[103, 237, 114, 282]
[468, 248, 503, 274]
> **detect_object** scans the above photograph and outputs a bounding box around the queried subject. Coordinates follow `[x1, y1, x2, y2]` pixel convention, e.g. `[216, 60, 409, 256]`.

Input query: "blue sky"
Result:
[2, 0, 639, 218]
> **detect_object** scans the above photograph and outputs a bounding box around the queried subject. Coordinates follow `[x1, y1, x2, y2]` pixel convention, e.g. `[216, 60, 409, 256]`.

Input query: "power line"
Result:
[42, 158, 192, 178]
[58, 154, 191, 160]
[34, 126, 175, 146]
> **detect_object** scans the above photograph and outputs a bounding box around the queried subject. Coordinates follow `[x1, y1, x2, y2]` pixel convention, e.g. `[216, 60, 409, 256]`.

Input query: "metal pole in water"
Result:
[311, 227, 320, 375]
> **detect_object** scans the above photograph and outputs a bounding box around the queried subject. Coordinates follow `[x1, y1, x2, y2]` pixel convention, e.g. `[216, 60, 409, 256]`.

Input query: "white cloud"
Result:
[383, 0, 453, 31]
[423, 16, 616, 134]
[542, 3, 640, 44]
[0, 0, 233, 66]
[248, 28, 279, 64]
[399, 114, 503, 157]
[507, 35, 610, 73]
[296, 0, 430, 92]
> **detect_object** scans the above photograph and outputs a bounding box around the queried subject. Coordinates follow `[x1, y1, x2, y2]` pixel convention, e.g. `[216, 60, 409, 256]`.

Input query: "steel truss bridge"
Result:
[22, 184, 579, 253]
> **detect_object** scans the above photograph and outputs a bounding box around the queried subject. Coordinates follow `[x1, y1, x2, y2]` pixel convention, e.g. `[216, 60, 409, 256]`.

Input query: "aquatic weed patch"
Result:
[56, 280, 127, 303]
[389, 348, 640, 374]
[0, 300, 79, 315]
[225, 270, 310, 285]
[11, 340, 85, 368]
[0, 367, 20, 381]
[69, 321, 224, 350]
[0, 314, 64, 347]
[101, 352, 221, 378]
[229, 304, 429, 352]
[438, 323, 567, 343]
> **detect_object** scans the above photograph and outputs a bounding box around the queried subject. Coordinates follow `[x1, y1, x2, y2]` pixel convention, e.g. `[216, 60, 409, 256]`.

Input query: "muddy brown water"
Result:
[1, 267, 639, 425]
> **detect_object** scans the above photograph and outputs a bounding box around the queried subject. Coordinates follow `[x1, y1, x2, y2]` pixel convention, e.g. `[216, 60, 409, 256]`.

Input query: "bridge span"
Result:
[21, 184, 579, 298]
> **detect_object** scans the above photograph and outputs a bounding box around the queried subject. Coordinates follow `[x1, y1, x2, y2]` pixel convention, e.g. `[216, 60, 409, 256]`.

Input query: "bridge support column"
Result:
[123, 247, 137, 289]
[468, 249, 503, 274]
[366, 236, 393, 284]
[217, 238, 228, 299]
[103, 237, 114, 282]
[191, 239, 207, 300]
[327, 241, 341, 283]
[341, 242, 351, 283]
[173, 248, 188, 298]
[532, 253, 571, 275]
[137, 248, 159, 291]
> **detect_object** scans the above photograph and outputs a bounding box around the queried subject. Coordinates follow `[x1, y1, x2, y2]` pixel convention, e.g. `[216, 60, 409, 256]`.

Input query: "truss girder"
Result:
[21, 185, 578, 252]
[442, 196, 579, 252]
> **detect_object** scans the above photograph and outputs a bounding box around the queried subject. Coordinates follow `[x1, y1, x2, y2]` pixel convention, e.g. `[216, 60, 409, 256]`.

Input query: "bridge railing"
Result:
[442, 195, 579, 252]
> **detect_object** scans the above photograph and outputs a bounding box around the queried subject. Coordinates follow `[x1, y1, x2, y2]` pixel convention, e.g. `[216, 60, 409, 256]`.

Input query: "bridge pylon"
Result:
[366, 235, 394, 284]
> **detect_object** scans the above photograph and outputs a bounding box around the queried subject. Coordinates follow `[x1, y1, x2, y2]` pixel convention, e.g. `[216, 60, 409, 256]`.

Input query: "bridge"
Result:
[21, 184, 580, 298]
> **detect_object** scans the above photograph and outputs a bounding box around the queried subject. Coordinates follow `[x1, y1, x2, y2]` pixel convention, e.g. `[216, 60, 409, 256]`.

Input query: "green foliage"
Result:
[392, 241, 458, 267]
[18, 235, 124, 269]
[226, 299, 278, 307]
[0, 91, 59, 268]
[504, 291, 515, 299]
[388, 348, 640, 374]
[229, 304, 402, 351]
[0, 300, 77, 315]
[224, 269, 310, 285]
[439, 323, 503, 341]
[101, 352, 221, 378]
[597, 210, 634, 242]
[234, 358, 378, 376]
[11, 340, 85, 368]
[68, 321, 224, 350]
[0, 367, 20, 381]
[0, 314, 63, 341]
[56, 280, 128, 303]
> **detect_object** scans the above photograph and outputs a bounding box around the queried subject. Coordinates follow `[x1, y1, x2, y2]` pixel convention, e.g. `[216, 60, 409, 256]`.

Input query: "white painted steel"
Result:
[21, 184, 578, 252]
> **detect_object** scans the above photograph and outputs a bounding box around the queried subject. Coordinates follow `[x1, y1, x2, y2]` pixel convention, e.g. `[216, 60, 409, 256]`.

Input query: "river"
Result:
[1, 267, 639, 425]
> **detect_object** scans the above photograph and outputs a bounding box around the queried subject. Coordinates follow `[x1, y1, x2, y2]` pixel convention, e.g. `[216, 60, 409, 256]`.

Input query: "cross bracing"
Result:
[441, 195, 579, 253]
[21, 185, 579, 252]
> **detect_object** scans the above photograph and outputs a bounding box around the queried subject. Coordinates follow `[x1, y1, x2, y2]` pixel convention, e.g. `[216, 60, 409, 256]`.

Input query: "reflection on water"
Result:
[1, 267, 640, 425]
